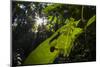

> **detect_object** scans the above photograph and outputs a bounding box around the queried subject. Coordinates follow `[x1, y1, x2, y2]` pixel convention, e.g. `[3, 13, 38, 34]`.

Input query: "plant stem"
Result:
[81, 6, 84, 22]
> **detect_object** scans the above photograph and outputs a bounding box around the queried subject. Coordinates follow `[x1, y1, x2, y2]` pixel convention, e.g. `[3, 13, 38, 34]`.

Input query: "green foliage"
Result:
[48, 16, 53, 22]
[24, 15, 96, 65]
[23, 19, 81, 64]
[84, 15, 96, 29]
[43, 4, 62, 14]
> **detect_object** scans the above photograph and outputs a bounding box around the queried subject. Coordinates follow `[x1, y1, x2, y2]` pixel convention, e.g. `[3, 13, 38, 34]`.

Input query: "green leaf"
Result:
[85, 15, 96, 29]
[48, 16, 53, 22]
[53, 16, 57, 23]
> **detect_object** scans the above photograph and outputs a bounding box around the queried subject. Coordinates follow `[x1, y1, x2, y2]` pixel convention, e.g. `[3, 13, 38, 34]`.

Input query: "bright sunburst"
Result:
[36, 16, 43, 26]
